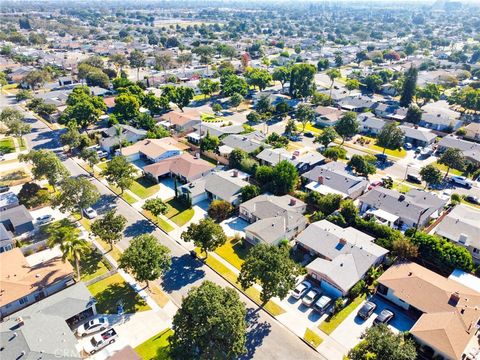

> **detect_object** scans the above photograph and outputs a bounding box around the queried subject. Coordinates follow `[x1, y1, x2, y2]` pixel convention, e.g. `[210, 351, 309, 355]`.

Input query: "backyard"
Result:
[135, 328, 173, 360]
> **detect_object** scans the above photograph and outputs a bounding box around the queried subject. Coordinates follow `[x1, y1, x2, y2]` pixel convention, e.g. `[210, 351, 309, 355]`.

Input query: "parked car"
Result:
[415, 146, 423, 154]
[302, 288, 321, 307]
[0, 154, 5, 161]
[304, 131, 314, 138]
[465, 195, 480, 205]
[450, 175, 473, 189]
[83, 207, 98, 219]
[84, 328, 117, 354]
[312, 295, 333, 313]
[368, 180, 383, 191]
[406, 174, 422, 184]
[357, 301, 377, 320]
[420, 146, 432, 157]
[36, 214, 54, 225]
[0, 185, 10, 193]
[404, 143, 412, 150]
[76, 317, 109, 337]
[373, 309, 394, 325]
[291, 280, 312, 300]
[375, 154, 388, 163]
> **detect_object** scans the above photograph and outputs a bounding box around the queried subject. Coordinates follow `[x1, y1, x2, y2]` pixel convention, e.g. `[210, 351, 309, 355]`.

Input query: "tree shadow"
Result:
[93, 282, 148, 314]
[94, 194, 118, 214]
[124, 219, 156, 238]
[161, 255, 205, 292]
[239, 308, 272, 359]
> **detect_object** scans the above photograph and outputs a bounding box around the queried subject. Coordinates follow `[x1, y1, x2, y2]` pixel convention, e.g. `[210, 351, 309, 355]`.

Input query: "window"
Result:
[377, 284, 388, 295]
[18, 297, 29, 305]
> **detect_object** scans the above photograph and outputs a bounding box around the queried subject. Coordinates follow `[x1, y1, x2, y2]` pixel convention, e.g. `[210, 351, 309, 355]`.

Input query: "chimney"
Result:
[339, 238, 346, 245]
[318, 176, 324, 184]
[399, 194, 405, 201]
[408, 271, 413, 276]
[290, 198, 296, 206]
[449, 292, 460, 306]
[194, 152, 200, 159]
[15, 317, 24, 327]
[233, 170, 238, 177]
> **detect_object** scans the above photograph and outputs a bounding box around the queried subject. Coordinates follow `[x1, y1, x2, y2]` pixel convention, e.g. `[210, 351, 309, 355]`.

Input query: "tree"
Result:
[339, 199, 359, 226]
[266, 133, 289, 148]
[400, 66, 418, 108]
[326, 68, 341, 97]
[245, 68, 272, 91]
[345, 78, 360, 94]
[119, 234, 171, 290]
[24, 70, 50, 90]
[230, 93, 244, 109]
[221, 75, 249, 96]
[416, 83, 441, 106]
[364, 74, 383, 93]
[317, 58, 329, 71]
[102, 155, 136, 194]
[316, 193, 343, 215]
[170, 281, 247, 360]
[229, 149, 248, 169]
[19, 150, 69, 189]
[376, 123, 404, 154]
[17, 182, 50, 209]
[349, 325, 417, 360]
[91, 210, 127, 251]
[289, 63, 316, 98]
[255, 94, 273, 115]
[392, 237, 418, 260]
[296, 104, 315, 132]
[144, 92, 170, 115]
[335, 112, 359, 145]
[129, 50, 146, 81]
[177, 52, 193, 77]
[208, 200, 234, 222]
[15, 89, 32, 102]
[54, 176, 100, 218]
[315, 126, 337, 148]
[419, 164, 442, 189]
[200, 132, 220, 153]
[239, 244, 301, 305]
[192, 46, 215, 73]
[272, 66, 290, 92]
[142, 198, 168, 217]
[181, 217, 227, 258]
[1, 108, 30, 142]
[438, 148, 465, 178]
[271, 160, 299, 195]
[172, 86, 194, 112]
[322, 146, 347, 161]
[241, 184, 260, 202]
[114, 93, 140, 120]
[284, 119, 297, 136]
[348, 154, 377, 178]
[246, 110, 261, 123]
[198, 79, 220, 99]
[405, 104, 422, 124]
[312, 92, 333, 106]
[109, 53, 128, 76]
[60, 124, 81, 151]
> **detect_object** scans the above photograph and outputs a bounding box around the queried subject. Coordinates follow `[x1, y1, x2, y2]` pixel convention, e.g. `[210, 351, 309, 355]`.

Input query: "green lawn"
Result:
[0, 137, 15, 153]
[368, 143, 407, 158]
[304, 328, 323, 348]
[319, 294, 366, 335]
[302, 122, 323, 135]
[96, 237, 123, 262]
[135, 328, 173, 360]
[87, 273, 150, 314]
[165, 198, 194, 227]
[109, 185, 138, 204]
[77, 247, 110, 282]
[200, 113, 223, 123]
[193, 94, 210, 101]
[432, 161, 464, 177]
[18, 137, 27, 151]
[97, 161, 109, 172]
[143, 210, 175, 233]
[129, 177, 160, 199]
[214, 237, 251, 270]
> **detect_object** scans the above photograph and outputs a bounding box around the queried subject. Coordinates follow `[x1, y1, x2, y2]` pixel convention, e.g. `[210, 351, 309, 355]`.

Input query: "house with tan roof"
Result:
[143, 153, 215, 184]
[377, 262, 480, 360]
[120, 137, 189, 163]
[160, 109, 201, 132]
[0, 248, 75, 318]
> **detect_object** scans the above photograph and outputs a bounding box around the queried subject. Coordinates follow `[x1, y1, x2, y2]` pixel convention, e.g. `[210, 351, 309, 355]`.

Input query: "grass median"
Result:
[318, 294, 366, 335]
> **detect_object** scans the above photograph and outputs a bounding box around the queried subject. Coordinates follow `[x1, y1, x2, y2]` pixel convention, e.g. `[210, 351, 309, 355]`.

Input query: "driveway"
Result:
[220, 216, 249, 238]
[329, 295, 416, 351]
[158, 178, 176, 201]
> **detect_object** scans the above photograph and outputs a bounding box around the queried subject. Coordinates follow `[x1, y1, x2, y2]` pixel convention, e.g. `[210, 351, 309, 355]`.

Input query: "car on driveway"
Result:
[404, 143, 412, 150]
[304, 132, 314, 138]
[83, 207, 98, 219]
[302, 288, 321, 307]
[36, 214, 54, 225]
[291, 280, 312, 300]
[420, 146, 432, 157]
[357, 301, 377, 320]
[415, 146, 423, 154]
[83, 328, 117, 355]
[313, 294, 333, 314]
[373, 309, 394, 325]
[76, 317, 109, 337]
[450, 175, 473, 189]
[0, 154, 5, 161]
[0, 185, 9, 193]
[368, 180, 383, 191]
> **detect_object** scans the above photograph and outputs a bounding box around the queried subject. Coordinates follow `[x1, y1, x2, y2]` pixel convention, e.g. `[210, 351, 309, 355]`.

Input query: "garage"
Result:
[320, 280, 343, 299]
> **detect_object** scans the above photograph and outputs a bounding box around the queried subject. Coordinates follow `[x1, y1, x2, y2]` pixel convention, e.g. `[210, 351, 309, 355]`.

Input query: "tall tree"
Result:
[102, 155, 136, 194]
[170, 281, 247, 359]
[296, 104, 315, 132]
[1, 107, 31, 142]
[119, 234, 171, 290]
[142, 198, 168, 217]
[399, 66, 418, 108]
[326, 68, 341, 97]
[19, 150, 69, 189]
[155, 52, 173, 77]
[80, 148, 100, 175]
[177, 52, 193, 77]
[376, 123, 405, 154]
[198, 79, 220, 99]
[348, 154, 377, 178]
[314, 126, 337, 148]
[54, 177, 100, 218]
[272, 66, 290, 92]
[181, 217, 227, 258]
[109, 53, 128, 77]
[245, 68, 272, 91]
[335, 112, 359, 145]
[419, 164, 443, 189]
[239, 244, 301, 305]
[129, 49, 146, 81]
[405, 104, 422, 124]
[91, 210, 127, 251]
[114, 93, 140, 120]
[289, 63, 316, 98]
[438, 148, 465, 178]
[271, 160, 299, 195]
[172, 86, 194, 112]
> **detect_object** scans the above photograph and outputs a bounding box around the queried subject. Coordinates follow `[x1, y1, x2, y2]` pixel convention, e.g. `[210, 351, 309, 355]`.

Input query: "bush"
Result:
[333, 298, 344, 314]
[349, 279, 366, 299]
[208, 200, 234, 222]
[17, 182, 50, 209]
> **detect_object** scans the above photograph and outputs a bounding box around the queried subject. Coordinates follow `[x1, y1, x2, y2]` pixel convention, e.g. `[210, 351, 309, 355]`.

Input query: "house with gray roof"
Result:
[420, 113, 463, 132]
[398, 125, 437, 147]
[192, 122, 244, 139]
[337, 95, 375, 112]
[0, 192, 19, 211]
[100, 124, 147, 152]
[434, 204, 480, 264]
[299, 220, 388, 297]
[256, 148, 292, 166]
[302, 162, 369, 199]
[0, 205, 34, 236]
[221, 131, 268, 155]
[358, 113, 386, 135]
[0, 223, 13, 253]
[358, 187, 447, 230]
[437, 135, 480, 164]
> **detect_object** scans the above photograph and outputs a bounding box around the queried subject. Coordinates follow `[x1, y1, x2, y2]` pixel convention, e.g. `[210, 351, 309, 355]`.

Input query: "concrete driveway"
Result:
[220, 216, 249, 238]
[329, 295, 416, 351]
[158, 178, 176, 200]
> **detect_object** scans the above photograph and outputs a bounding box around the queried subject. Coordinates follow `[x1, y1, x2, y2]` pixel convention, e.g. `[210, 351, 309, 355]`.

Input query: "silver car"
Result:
[76, 317, 109, 337]
[302, 288, 321, 307]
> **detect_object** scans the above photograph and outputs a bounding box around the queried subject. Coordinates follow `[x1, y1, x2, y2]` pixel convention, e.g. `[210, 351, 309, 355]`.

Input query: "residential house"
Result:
[143, 153, 215, 184]
[313, 106, 344, 127]
[337, 95, 375, 112]
[398, 125, 437, 147]
[437, 135, 480, 164]
[0, 248, 75, 318]
[372, 103, 400, 119]
[0, 192, 20, 211]
[58, 76, 76, 87]
[463, 123, 480, 142]
[299, 220, 388, 297]
[292, 152, 326, 174]
[161, 110, 201, 133]
[180, 169, 250, 206]
[434, 204, 480, 264]
[256, 147, 292, 166]
[220, 131, 268, 156]
[358, 113, 386, 135]
[358, 187, 447, 229]
[253, 92, 299, 108]
[0, 205, 34, 236]
[377, 262, 480, 360]
[420, 113, 463, 132]
[120, 137, 189, 163]
[240, 194, 307, 245]
[100, 124, 147, 152]
[192, 122, 244, 139]
[302, 162, 369, 199]
[0, 224, 13, 253]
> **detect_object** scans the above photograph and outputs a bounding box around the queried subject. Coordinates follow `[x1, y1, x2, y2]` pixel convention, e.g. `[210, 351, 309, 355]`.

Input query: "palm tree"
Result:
[60, 237, 91, 280]
[326, 69, 341, 98]
[114, 125, 123, 152]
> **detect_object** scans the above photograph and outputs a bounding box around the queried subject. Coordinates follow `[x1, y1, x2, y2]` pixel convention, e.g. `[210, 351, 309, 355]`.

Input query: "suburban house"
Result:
[192, 122, 244, 139]
[160, 109, 201, 132]
[313, 106, 344, 127]
[120, 137, 189, 163]
[179, 169, 250, 206]
[0, 192, 20, 211]
[220, 131, 268, 155]
[463, 123, 480, 141]
[0, 223, 13, 253]
[240, 194, 307, 245]
[357, 113, 386, 135]
[143, 153, 215, 184]
[0, 248, 75, 318]
[437, 135, 480, 164]
[299, 220, 388, 297]
[358, 187, 447, 230]
[302, 162, 369, 199]
[377, 262, 480, 360]
[256, 147, 292, 166]
[0, 282, 96, 360]
[100, 124, 147, 152]
[256, 148, 325, 173]
[337, 95, 375, 112]
[434, 204, 480, 264]
[372, 103, 400, 119]
[420, 101, 463, 131]
[0, 205, 34, 236]
[398, 125, 437, 147]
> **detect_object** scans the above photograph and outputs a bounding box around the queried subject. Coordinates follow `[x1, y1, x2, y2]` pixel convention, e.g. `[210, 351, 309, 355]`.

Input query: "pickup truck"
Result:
[84, 328, 117, 355]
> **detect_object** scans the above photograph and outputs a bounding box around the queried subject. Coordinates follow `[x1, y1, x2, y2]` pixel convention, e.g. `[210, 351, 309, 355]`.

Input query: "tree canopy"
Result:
[181, 217, 227, 257]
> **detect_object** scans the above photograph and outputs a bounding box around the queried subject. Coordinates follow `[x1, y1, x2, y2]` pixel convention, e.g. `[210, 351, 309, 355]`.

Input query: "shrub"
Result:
[208, 200, 234, 222]
[17, 182, 50, 209]
[349, 279, 366, 299]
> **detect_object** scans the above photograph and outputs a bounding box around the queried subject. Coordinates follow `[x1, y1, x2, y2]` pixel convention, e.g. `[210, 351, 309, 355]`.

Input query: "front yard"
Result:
[143, 210, 175, 233]
[87, 273, 151, 314]
[432, 161, 465, 177]
[318, 294, 366, 335]
[129, 176, 161, 199]
[77, 247, 110, 282]
[165, 198, 195, 227]
[214, 237, 250, 270]
[135, 328, 173, 360]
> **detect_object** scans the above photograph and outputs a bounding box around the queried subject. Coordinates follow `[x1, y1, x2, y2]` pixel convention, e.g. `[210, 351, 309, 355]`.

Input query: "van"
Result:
[450, 176, 472, 189]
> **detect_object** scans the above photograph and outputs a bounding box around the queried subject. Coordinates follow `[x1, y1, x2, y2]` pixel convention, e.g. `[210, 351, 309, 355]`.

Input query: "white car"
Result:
[291, 280, 312, 300]
[76, 317, 109, 337]
[36, 214, 53, 225]
[450, 175, 473, 189]
[420, 146, 432, 157]
[83, 207, 98, 219]
[302, 288, 321, 307]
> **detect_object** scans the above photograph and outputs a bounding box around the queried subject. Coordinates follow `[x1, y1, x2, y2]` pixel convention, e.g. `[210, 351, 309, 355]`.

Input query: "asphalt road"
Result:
[17, 100, 324, 360]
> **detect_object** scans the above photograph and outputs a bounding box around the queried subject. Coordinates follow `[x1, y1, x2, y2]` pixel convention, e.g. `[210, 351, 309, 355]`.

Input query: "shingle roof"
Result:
[246, 213, 306, 245]
[143, 153, 214, 180]
[121, 137, 188, 158]
[434, 204, 480, 249]
[0, 205, 33, 228]
[221, 131, 267, 153]
[204, 171, 250, 202]
[398, 125, 437, 143]
[241, 194, 305, 219]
